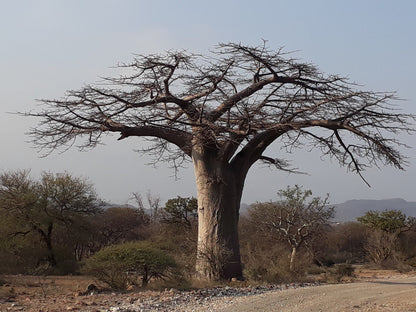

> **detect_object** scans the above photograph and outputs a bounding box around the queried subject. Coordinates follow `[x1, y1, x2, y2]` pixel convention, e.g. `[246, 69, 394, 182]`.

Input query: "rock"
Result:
[128, 297, 136, 304]
[86, 284, 99, 294]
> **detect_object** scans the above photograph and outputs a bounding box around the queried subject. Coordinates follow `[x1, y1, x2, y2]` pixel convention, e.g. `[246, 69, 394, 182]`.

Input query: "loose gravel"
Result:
[97, 282, 321, 312]
[1, 282, 322, 312]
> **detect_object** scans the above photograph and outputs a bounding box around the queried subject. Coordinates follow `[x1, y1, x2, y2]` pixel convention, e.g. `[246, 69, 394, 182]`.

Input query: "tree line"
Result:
[1, 170, 415, 288]
[0, 170, 197, 275]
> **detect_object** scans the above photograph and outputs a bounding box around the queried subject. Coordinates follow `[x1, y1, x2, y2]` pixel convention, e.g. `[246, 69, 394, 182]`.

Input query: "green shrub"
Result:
[82, 241, 177, 290]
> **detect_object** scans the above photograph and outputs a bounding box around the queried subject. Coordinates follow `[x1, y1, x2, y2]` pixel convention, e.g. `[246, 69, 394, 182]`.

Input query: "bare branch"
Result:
[258, 156, 306, 174]
[23, 42, 414, 179]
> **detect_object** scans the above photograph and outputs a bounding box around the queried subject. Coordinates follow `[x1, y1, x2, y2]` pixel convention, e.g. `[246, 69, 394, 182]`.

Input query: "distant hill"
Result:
[100, 203, 141, 210]
[102, 199, 416, 222]
[333, 198, 416, 222]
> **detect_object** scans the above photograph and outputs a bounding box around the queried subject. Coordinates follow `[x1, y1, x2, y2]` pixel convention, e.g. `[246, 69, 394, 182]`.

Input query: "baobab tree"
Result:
[25, 42, 414, 280]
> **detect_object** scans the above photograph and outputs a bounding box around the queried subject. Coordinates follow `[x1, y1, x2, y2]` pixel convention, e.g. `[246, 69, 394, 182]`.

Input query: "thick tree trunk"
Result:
[193, 149, 244, 281]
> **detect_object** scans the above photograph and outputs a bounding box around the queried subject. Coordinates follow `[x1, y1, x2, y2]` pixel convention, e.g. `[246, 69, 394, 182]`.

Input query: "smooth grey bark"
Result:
[192, 145, 245, 280]
[289, 246, 298, 272]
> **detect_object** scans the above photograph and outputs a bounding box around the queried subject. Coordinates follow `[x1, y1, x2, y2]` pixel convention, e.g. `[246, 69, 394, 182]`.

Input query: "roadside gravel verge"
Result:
[3, 275, 416, 311]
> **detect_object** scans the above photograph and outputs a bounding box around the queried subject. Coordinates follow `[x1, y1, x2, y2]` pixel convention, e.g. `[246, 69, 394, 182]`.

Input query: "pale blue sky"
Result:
[1, 0, 415, 205]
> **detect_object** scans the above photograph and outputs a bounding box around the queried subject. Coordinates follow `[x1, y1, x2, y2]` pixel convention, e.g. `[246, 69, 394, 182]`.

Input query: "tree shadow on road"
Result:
[367, 280, 416, 286]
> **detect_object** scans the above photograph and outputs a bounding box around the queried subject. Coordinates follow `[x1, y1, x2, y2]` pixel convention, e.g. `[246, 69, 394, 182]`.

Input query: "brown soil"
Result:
[1, 269, 416, 312]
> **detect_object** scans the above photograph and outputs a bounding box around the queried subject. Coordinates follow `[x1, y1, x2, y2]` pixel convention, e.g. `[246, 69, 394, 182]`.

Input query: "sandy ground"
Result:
[216, 275, 416, 312]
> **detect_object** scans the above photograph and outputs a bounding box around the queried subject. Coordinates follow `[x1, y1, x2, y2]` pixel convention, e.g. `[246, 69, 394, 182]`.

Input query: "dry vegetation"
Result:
[2, 175, 416, 310]
[1, 268, 415, 312]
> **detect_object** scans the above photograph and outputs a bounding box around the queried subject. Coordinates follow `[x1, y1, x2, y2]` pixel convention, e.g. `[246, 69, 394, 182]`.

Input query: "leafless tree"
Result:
[95, 206, 149, 246]
[248, 185, 334, 271]
[364, 230, 398, 265]
[131, 191, 161, 222]
[24, 42, 414, 280]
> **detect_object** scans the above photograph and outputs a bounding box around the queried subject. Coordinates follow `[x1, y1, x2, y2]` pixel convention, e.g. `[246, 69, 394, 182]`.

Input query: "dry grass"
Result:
[0, 275, 97, 299]
[354, 266, 416, 280]
[1, 269, 416, 312]
[1, 267, 415, 300]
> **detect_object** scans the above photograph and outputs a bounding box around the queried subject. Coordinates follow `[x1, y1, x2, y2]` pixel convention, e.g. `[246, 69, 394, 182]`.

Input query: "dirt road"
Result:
[216, 276, 416, 312]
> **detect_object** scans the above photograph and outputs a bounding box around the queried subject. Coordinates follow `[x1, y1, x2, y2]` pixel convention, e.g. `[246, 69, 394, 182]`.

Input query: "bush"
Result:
[82, 241, 177, 290]
[330, 263, 355, 282]
[334, 263, 354, 277]
[365, 230, 397, 265]
[241, 241, 311, 283]
[321, 222, 367, 265]
[147, 229, 197, 280]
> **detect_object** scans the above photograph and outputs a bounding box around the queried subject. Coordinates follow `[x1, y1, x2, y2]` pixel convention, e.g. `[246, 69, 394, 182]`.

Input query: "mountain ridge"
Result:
[333, 198, 416, 222]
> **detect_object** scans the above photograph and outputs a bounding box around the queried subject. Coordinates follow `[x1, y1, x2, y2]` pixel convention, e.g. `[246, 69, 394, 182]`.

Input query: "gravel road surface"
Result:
[214, 276, 416, 312]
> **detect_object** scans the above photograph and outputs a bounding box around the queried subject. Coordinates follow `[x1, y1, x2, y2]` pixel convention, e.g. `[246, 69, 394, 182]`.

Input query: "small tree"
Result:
[248, 185, 334, 271]
[82, 241, 177, 289]
[132, 191, 162, 223]
[364, 230, 398, 265]
[95, 207, 149, 246]
[161, 196, 198, 230]
[0, 170, 101, 269]
[358, 210, 415, 264]
[323, 222, 367, 264]
[357, 210, 414, 234]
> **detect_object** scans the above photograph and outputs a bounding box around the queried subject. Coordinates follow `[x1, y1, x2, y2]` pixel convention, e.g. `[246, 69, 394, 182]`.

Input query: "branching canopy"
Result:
[248, 185, 334, 248]
[25, 42, 415, 178]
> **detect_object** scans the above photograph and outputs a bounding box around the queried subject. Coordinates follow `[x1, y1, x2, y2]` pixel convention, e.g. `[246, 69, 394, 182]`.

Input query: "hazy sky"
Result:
[1, 0, 415, 205]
